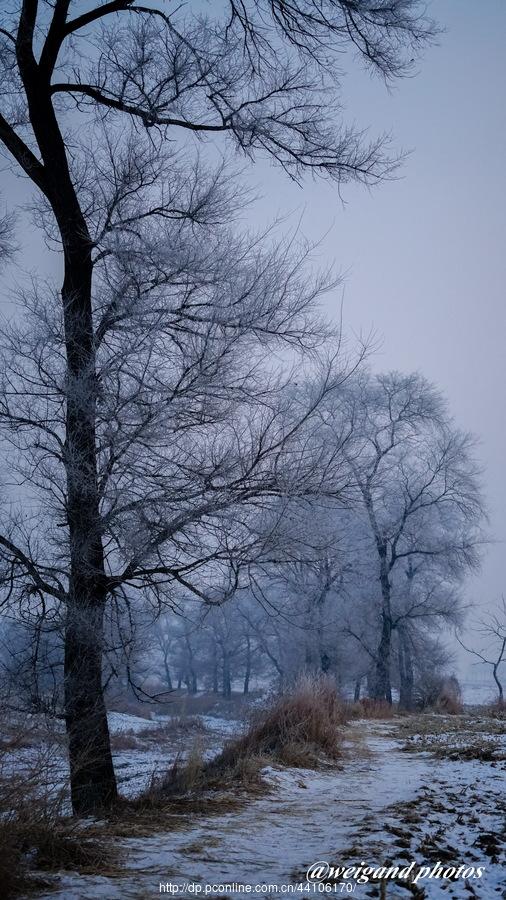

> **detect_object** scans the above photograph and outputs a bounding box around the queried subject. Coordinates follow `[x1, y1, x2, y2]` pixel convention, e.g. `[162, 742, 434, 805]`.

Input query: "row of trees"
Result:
[0, 0, 467, 817]
[108, 370, 482, 711]
[2, 367, 484, 712]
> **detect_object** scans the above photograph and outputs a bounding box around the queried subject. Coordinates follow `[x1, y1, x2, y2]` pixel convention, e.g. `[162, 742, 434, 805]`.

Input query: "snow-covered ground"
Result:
[110, 712, 244, 796]
[29, 711, 505, 900]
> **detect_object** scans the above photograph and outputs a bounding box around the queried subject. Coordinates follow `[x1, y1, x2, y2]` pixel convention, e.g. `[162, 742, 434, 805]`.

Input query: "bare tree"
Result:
[340, 372, 484, 703]
[457, 598, 506, 703]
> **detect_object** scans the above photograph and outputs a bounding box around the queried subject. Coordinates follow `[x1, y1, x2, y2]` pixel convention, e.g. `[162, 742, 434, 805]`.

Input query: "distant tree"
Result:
[152, 616, 176, 693]
[341, 372, 484, 703]
[457, 598, 506, 703]
[0, 616, 62, 716]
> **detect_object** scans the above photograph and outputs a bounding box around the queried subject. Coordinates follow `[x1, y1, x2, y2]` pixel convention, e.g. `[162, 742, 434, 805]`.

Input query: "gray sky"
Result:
[248, 0, 506, 670]
[1, 0, 504, 679]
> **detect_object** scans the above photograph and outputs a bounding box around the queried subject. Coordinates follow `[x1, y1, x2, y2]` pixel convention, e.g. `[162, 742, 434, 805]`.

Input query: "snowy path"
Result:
[34, 718, 505, 900]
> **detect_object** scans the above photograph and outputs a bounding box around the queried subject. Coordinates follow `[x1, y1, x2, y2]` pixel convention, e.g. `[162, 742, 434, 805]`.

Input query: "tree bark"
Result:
[493, 659, 504, 702]
[64, 602, 116, 812]
[371, 615, 392, 702]
[162, 652, 173, 691]
[59, 184, 117, 812]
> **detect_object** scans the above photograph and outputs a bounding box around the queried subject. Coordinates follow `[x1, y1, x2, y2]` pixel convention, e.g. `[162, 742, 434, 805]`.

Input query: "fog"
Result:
[245, 0, 506, 675]
[1, 1, 504, 684]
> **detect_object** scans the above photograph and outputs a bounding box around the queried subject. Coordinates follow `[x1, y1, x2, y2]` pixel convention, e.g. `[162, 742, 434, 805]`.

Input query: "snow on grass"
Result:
[108, 711, 158, 733]
[19, 712, 506, 899]
[198, 715, 244, 735]
[32, 721, 432, 899]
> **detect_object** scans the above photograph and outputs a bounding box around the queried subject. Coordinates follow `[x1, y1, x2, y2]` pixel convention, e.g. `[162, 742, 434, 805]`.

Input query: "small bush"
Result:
[487, 698, 506, 719]
[415, 675, 463, 714]
[213, 675, 346, 768]
[156, 676, 347, 797]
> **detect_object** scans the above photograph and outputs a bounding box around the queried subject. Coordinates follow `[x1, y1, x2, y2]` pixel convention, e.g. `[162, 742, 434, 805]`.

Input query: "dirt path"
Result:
[35, 717, 505, 900]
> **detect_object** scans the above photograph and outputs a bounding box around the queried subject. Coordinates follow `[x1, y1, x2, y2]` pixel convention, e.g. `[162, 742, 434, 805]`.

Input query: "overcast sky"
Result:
[245, 0, 506, 674]
[1, 0, 504, 680]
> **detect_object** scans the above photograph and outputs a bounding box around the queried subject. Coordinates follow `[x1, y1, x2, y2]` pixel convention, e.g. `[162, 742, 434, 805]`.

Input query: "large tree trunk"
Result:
[371, 615, 392, 702]
[61, 233, 117, 813]
[12, 45, 118, 812]
[64, 602, 116, 813]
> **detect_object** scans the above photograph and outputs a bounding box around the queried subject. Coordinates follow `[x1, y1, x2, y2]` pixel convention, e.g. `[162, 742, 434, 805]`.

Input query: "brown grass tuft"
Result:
[211, 675, 346, 769]
[110, 730, 141, 750]
[154, 676, 347, 799]
[0, 718, 119, 898]
[346, 698, 395, 719]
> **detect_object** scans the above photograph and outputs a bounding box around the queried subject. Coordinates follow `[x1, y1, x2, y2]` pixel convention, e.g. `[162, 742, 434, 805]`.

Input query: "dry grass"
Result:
[346, 698, 396, 719]
[108, 689, 268, 722]
[0, 813, 119, 898]
[486, 698, 506, 719]
[0, 723, 118, 899]
[150, 676, 347, 800]
[112, 791, 244, 837]
[110, 715, 209, 751]
[393, 707, 506, 762]
[402, 731, 506, 762]
[110, 730, 142, 750]
[210, 675, 347, 769]
[138, 715, 209, 740]
[393, 708, 506, 741]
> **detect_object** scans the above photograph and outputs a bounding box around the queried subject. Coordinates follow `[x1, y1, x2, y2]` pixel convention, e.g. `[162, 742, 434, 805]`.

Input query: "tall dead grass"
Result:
[154, 676, 347, 798]
[345, 698, 395, 719]
[486, 698, 506, 718]
[0, 719, 116, 898]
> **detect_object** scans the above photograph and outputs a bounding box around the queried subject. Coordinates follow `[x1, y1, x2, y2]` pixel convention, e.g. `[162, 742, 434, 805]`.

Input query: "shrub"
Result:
[486, 698, 506, 719]
[156, 675, 347, 797]
[415, 675, 463, 714]
[214, 675, 346, 767]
